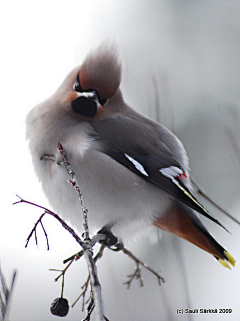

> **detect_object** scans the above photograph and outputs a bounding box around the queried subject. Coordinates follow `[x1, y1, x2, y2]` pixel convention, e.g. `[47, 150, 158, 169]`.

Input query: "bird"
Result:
[26, 41, 235, 269]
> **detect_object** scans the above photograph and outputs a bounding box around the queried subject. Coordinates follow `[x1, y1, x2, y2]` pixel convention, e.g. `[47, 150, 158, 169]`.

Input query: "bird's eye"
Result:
[74, 74, 82, 92]
[73, 74, 108, 106]
[89, 91, 97, 101]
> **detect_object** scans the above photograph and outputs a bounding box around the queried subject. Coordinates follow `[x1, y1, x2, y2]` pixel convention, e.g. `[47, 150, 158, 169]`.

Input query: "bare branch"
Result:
[15, 139, 168, 320]
[72, 245, 105, 310]
[57, 142, 105, 321]
[39, 220, 49, 250]
[191, 179, 240, 226]
[24, 212, 47, 249]
[50, 258, 75, 282]
[121, 246, 165, 288]
[13, 196, 83, 248]
[72, 274, 90, 310]
[0, 263, 17, 321]
[83, 247, 104, 320]
[57, 142, 89, 239]
[14, 194, 106, 319]
[34, 228, 38, 248]
[225, 106, 240, 168]
[63, 250, 84, 264]
[82, 298, 95, 321]
[123, 262, 143, 289]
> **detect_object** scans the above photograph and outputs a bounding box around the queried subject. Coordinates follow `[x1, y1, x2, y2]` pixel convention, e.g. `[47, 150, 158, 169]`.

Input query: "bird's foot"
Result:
[97, 227, 123, 251]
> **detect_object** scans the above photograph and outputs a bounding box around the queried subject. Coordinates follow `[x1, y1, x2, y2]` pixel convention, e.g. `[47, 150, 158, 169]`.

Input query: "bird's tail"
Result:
[154, 202, 236, 269]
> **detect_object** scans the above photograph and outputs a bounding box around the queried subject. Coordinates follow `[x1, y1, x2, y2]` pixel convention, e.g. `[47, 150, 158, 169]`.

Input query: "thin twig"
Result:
[121, 246, 165, 288]
[13, 195, 83, 248]
[225, 106, 240, 169]
[191, 179, 240, 226]
[0, 264, 17, 321]
[124, 262, 143, 289]
[14, 194, 105, 320]
[82, 298, 95, 321]
[34, 228, 38, 248]
[72, 275, 90, 310]
[40, 220, 49, 250]
[62, 235, 106, 265]
[63, 250, 84, 264]
[93, 245, 105, 263]
[23, 212, 47, 249]
[50, 258, 75, 282]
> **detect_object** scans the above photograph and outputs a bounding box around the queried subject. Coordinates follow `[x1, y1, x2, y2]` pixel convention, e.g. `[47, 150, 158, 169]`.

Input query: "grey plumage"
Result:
[26, 41, 235, 268]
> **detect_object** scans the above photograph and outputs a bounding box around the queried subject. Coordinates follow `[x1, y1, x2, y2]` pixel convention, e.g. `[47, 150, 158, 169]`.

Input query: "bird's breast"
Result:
[27, 108, 174, 241]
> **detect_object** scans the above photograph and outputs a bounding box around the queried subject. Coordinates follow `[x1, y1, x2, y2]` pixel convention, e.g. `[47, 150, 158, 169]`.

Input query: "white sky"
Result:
[0, 2, 102, 319]
[1, 0, 100, 249]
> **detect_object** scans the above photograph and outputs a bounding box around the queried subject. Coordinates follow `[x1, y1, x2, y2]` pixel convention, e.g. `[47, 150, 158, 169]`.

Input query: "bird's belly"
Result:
[39, 149, 173, 242]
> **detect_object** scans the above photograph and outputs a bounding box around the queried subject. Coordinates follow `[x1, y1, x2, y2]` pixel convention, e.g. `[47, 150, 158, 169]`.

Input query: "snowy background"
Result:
[1, 1, 240, 320]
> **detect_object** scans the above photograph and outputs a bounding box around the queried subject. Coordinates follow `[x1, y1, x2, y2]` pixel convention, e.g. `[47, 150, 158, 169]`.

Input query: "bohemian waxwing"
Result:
[26, 42, 235, 269]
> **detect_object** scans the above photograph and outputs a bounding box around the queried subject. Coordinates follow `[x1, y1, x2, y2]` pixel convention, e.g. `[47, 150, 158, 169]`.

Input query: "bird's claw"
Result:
[97, 227, 123, 251]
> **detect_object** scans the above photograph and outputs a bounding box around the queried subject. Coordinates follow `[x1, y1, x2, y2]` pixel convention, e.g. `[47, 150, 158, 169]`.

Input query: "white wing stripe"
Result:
[124, 154, 149, 177]
[159, 166, 183, 181]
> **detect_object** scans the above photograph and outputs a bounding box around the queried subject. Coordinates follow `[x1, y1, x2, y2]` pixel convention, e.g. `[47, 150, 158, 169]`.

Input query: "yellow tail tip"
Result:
[218, 259, 231, 269]
[224, 251, 236, 267]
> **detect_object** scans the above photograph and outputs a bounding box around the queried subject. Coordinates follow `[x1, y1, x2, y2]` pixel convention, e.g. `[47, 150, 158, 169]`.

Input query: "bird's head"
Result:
[62, 41, 122, 119]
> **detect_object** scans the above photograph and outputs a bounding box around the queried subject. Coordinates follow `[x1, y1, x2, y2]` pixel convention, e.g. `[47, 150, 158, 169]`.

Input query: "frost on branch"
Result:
[13, 142, 165, 320]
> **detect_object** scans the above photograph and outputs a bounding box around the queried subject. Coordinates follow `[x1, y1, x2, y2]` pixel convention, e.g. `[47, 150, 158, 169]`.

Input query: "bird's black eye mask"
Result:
[71, 74, 108, 118]
[71, 93, 100, 118]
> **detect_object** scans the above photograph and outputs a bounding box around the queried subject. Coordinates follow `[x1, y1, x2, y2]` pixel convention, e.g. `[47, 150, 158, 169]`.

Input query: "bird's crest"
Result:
[79, 41, 122, 100]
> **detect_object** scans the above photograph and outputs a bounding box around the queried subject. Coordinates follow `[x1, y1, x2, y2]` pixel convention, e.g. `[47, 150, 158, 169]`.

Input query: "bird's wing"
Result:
[90, 111, 228, 232]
